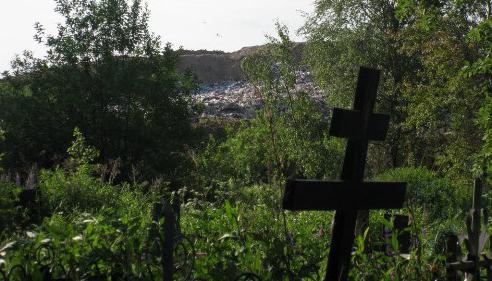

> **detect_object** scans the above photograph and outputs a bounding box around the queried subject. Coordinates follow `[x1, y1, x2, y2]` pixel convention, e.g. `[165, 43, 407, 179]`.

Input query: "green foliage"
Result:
[36, 128, 114, 214]
[2, 0, 492, 279]
[67, 127, 100, 166]
[460, 17, 492, 180]
[0, 127, 4, 172]
[181, 184, 331, 280]
[349, 212, 446, 281]
[39, 168, 115, 214]
[0, 125, 479, 280]
[396, 1, 485, 184]
[0, 0, 194, 177]
[0, 194, 154, 280]
[0, 143, 158, 279]
[479, 95, 492, 177]
[0, 167, 463, 280]
[375, 167, 467, 222]
[193, 24, 344, 191]
[302, 0, 412, 172]
[0, 182, 27, 236]
[303, 0, 491, 182]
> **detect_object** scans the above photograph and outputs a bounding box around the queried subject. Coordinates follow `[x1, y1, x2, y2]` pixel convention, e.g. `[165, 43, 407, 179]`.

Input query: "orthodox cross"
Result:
[283, 67, 407, 281]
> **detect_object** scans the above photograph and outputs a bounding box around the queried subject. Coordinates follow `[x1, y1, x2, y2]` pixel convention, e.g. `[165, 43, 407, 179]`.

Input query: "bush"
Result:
[39, 168, 117, 214]
[0, 181, 27, 236]
[0, 159, 157, 280]
[0, 199, 154, 280]
[180, 184, 332, 280]
[0, 0, 194, 178]
[375, 167, 468, 222]
[349, 219, 446, 281]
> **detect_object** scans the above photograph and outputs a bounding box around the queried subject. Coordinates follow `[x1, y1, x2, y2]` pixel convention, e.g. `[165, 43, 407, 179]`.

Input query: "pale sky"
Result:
[0, 0, 314, 73]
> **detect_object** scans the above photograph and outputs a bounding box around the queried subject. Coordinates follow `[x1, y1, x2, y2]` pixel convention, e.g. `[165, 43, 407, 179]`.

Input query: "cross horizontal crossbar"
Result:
[329, 108, 389, 141]
[283, 180, 406, 211]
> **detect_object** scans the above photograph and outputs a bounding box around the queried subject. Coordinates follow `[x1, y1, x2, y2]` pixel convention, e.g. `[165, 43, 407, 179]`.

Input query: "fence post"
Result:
[445, 234, 459, 281]
[162, 199, 176, 281]
[394, 214, 411, 254]
[19, 189, 41, 223]
[382, 213, 411, 255]
[487, 256, 492, 281]
[488, 234, 492, 281]
[464, 178, 483, 281]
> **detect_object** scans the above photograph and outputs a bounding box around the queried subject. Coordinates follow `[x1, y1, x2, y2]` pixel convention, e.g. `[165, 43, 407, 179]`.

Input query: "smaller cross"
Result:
[283, 67, 407, 281]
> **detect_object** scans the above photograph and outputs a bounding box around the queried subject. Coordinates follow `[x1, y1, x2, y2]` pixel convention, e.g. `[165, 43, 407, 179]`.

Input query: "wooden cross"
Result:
[283, 67, 407, 281]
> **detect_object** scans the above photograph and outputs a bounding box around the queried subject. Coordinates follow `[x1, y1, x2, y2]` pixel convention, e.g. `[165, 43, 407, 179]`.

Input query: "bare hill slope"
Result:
[177, 43, 304, 84]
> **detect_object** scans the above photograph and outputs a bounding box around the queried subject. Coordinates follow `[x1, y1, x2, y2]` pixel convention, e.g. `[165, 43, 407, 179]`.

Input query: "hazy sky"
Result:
[0, 0, 314, 73]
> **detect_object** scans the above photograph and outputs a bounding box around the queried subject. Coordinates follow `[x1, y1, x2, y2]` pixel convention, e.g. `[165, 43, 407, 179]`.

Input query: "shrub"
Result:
[180, 184, 332, 280]
[375, 167, 467, 222]
[38, 168, 118, 214]
[0, 0, 194, 178]
[0, 181, 26, 236]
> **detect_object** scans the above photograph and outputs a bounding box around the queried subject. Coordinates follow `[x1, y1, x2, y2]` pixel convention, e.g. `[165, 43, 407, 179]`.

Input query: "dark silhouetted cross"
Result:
[283, 67, 407, 281]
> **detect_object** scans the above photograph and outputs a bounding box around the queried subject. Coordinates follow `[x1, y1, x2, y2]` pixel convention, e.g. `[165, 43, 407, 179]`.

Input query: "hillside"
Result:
[179, 43, 324, 119]
[177, 43, 305, 84]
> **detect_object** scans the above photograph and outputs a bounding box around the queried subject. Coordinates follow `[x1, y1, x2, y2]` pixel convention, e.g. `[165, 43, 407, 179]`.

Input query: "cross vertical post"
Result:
[282, 66, 406, 281]
[325, 67, 381, 280]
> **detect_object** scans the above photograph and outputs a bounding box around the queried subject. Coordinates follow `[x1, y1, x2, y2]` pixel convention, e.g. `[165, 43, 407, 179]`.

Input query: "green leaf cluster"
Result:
[0, 0, 195, 178]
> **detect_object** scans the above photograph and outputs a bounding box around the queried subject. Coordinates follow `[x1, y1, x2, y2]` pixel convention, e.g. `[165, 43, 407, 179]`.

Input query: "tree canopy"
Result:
[303, 0, 492, 183]
[0, 0, 196, 178]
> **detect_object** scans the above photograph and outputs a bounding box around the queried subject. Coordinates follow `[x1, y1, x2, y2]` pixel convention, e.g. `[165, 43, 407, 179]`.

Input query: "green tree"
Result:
[302, 0, 411, 171]
[462, 14, 492, 180]
[300, 0, 492, 236]
[396, 1, 489, 183]
[240, 25, 344, 182]
[0, 0, 194, 177]
[303, 0, 491, 184]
